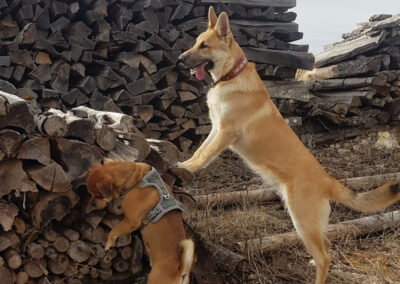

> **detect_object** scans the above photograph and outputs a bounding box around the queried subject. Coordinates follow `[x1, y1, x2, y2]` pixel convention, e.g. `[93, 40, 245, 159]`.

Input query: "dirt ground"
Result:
[185, 127, 400, 284]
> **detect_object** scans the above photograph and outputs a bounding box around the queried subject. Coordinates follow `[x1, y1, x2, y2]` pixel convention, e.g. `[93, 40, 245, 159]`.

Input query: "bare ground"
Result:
[185, 127, 400, 284]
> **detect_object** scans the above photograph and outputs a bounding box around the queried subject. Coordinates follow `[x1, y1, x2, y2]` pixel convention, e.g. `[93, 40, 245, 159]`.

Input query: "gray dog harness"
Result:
[121, 167, 183, 225]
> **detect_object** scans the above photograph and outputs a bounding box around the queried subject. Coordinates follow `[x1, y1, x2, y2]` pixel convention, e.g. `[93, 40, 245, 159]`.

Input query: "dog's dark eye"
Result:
[199, 42, 208, 49]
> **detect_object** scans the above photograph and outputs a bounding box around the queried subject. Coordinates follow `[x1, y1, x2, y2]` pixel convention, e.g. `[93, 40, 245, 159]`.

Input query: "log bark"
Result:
[234, 210, 400, 253]
[195, 172, 400, 209]
[73, 105, 141, 134]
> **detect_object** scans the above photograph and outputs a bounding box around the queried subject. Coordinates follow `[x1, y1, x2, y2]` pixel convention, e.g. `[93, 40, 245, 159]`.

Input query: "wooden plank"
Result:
[315, 31, 386, 68]
[243, 47, 315, 70]
[264, 81, 314, 102]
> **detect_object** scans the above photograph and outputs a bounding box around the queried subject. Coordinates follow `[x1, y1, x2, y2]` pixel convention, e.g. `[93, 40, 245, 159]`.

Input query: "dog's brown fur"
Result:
[177, 6, 400, 284]
[87, 160, 194, 284]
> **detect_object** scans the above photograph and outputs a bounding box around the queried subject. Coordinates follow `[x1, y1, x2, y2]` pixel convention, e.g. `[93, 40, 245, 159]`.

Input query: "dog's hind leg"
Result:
[286, 193, 331, 284]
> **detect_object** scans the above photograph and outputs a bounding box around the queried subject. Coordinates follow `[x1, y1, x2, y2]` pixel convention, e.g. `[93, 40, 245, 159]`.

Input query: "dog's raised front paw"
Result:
[176, 161, 198, 173]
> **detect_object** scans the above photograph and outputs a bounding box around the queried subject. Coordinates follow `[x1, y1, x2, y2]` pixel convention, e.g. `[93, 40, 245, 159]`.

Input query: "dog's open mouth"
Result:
[190, 61, 213, 80]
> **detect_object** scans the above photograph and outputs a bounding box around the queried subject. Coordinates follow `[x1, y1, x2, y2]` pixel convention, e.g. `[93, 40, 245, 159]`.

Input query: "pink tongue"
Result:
[195, 63, 206, 80]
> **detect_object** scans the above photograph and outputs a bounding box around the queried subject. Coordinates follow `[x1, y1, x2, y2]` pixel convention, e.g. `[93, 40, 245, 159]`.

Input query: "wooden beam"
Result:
[243, 47, 315, 70]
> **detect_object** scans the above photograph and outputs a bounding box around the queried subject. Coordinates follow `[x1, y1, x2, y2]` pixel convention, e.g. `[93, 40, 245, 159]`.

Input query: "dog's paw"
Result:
[105, 240, 114, 251]
[176, 161, 197, 173]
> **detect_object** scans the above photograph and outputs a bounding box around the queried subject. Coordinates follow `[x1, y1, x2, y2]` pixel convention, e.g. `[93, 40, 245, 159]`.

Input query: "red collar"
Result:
[212, 56, 248, 87]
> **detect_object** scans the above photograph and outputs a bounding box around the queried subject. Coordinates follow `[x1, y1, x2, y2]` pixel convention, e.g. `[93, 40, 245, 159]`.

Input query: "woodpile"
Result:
[0, 0, 312, 151]
[271, 14, 400, 134]
[0, 90, 195, 283]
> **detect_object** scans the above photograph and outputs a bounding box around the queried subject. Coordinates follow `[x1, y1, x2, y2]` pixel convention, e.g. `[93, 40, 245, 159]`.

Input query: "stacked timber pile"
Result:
[276, 14, 400, 134]
[0, 90, 194, 283]
[0, 0, 313, 151]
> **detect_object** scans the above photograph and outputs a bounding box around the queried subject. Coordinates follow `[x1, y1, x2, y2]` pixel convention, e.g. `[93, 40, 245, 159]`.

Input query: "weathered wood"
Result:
[26, 162, 71, 192]
[0, 129, 23, 158]
[0, 159, 37, 198]
[243, 47, 314, 70]
[31, 190, 78, 228]
[297, 55, 385, 81]
[0, 91, 35, 134]
[34, 112, 68, 138]
[51, 138, 102, 181]
[315, 31, 386, 67]
[73, 106, 140, 134]
[0, 201, 18, 232]
[234, 211, 400, 253]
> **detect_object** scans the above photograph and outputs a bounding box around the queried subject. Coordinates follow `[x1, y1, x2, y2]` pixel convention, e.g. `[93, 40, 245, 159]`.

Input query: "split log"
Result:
[0, 200, 18, 231]
[0, 129, 23, 158]
[31, 190, 78, 228]
[53, 237, 70, 253]
[25, 162, 71, 192]
[27, 242, 45, 259]
[107, 138, 150, 162]
[195, 172, 400, 209]
[17, 137, 51, 166]
[46, 109, 95, 144]
[24, 259, 47, 278]
[73, 105, 140, 134]
[3, 248, 22, 269]
[48, 254, 69, 275]
[68, 241, 91, 263]
[147, 139, 181, 168]
[234, 210, 400, 253]
[0, 257, 15, 283]
[0, 159, 37, 198]
[51, 138, 102, 181]
[34, 111, 68, 138]
[16, 271, 28, 284]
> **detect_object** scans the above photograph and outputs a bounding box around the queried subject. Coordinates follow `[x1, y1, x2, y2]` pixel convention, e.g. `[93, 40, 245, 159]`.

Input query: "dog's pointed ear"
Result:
[215, 12, 231, 38]
[208, 6, 217, 28]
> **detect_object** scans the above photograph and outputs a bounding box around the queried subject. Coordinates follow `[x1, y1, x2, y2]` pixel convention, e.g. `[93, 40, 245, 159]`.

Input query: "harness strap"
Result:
[121, 167, 183, 225]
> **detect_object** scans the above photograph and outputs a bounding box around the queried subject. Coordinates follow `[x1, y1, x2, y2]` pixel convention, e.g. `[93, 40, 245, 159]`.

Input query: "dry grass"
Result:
[186, 128, 400, 284]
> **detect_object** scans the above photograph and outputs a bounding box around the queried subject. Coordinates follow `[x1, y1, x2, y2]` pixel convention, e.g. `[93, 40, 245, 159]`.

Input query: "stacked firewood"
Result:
[0, 90, 192, 283]
[0, 0, 312, 152]
[268, 14, 400, 133]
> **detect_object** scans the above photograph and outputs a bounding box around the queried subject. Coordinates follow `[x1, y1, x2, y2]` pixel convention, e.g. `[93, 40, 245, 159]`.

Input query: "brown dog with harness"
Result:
[87, 160, 194, 284]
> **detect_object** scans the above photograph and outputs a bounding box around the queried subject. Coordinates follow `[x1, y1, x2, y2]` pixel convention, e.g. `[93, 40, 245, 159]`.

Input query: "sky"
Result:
[293, 0, 400, 54]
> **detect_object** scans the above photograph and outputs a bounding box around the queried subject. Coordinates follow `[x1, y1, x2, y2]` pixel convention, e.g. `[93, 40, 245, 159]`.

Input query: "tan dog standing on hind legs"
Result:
[87, 160, 195, 284]
[177, 6, 400, 284]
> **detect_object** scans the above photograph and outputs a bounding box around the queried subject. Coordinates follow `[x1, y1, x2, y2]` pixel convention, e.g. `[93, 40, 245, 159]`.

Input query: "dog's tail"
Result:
[330, 181, 400, 213]
[179, 239, 195, 283]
